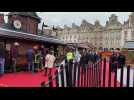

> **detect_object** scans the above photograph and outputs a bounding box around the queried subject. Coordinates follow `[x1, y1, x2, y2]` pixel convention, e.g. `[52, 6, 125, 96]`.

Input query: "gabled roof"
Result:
[8, 12, 41, 22]
[0, 28, 65, 45]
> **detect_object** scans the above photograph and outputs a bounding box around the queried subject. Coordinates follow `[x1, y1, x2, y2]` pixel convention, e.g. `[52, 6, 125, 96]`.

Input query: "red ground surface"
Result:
[0, 61, 120, 87]
[0, 68, 57, 87]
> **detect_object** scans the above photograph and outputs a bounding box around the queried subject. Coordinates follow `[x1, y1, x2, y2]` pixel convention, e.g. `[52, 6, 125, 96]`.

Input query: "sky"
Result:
[1, 12, 132, 28]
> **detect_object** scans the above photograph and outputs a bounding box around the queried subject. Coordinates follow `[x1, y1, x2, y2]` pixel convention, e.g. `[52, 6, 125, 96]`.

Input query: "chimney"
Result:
[0, 14, 5, 27]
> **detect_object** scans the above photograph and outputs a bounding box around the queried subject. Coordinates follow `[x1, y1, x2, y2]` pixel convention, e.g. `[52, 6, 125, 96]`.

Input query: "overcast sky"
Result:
[1, 12, 132, 28]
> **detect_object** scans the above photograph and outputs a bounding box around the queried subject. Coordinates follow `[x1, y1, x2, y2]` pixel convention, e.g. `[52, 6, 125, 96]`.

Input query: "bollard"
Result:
[103, 58, 106, 87]
[126, 65, 130, 87]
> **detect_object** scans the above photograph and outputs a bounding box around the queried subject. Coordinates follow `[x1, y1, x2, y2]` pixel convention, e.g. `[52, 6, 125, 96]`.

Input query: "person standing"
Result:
[33, 47, 41, 72]
[79, 50, 89, 87]
[11, 42, 19, 72]
[109, 51, 118, 72]
[44, 50, 56, 76]
[66, 48, 75, 87]
[73, 48, 81, 63]
[72, 48, 81, 86]
[92, 50, 98, 65]
[117, 51, 126, 68]
[26, 48, 34, 72]
[87, 50, 91, 65]
[0, 42, 5, 76]
[40, 45, 46, 70]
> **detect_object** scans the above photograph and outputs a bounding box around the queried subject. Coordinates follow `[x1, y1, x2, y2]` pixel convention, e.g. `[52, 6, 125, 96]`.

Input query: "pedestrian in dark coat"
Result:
[79, 51, 89, 87]
[26, 48, 34, 72]
[117, 52, 126, 68]
[0, 43, 5, 75]
[11, 42, 19, 72]
[40, 45, 46, 67]
[80, 52, 89, 73]
[109, 52, 118, 72]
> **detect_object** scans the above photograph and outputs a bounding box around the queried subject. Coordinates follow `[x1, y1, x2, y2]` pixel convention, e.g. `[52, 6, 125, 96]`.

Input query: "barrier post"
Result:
[86, 66, 88, 87]
[91, 64, 94, 87]
[77, 65, 80, 87]
[73, 63, 77, 87]
[55, 70, 59, 87]
[100, 59, 102, 87]
[103, 58, 106, 87]
[84, 67, 87, 87]
[89, 64, 91, 87]
[108, 62, 112, 87]
[66, 63, 69, 87]
[133, 67, 134, 87]
[93, 64, 96, 87]
[126, 65, 130, 87]
[63, 64, 67, 87]
[114, 65, 117, 87]
[41, 81, 47, 87]
[48, 75, 53, 87]
[96, 62, 99, 87]
[60, 65, 64, 87]
[120, 66, 124, 87]
[87, 66, 89, 87]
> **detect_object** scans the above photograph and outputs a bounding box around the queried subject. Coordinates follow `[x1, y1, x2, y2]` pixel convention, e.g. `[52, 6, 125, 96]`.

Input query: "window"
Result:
[74, 35, 76, 39]
[124, 31, 127, 40]
[132, 31, 134, 38]
[70, 35, 72, 39]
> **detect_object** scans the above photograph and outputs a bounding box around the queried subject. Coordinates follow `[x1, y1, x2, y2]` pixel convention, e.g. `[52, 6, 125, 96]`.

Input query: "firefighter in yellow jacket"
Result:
[66, 49, 75, 63]
[33, 46, 41, 72]
[66, 48, 75, 87]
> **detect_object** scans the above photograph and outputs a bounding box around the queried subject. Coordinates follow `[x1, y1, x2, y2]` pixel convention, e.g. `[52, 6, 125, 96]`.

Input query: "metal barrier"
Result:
[41, 58, 133, 87]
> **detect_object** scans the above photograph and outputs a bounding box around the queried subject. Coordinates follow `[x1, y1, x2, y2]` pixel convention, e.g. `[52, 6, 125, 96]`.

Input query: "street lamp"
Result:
[52, 25, 58, 36]
[41, 22, 48, 35]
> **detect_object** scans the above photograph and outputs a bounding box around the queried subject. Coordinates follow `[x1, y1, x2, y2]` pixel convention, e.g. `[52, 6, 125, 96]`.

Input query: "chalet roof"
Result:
[124, 41, 134, 49]
[72, 23, 79, 29]
[8, 12, 41, 22]
[80, 19, 94, 27]
[0, 28, 65, 45]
